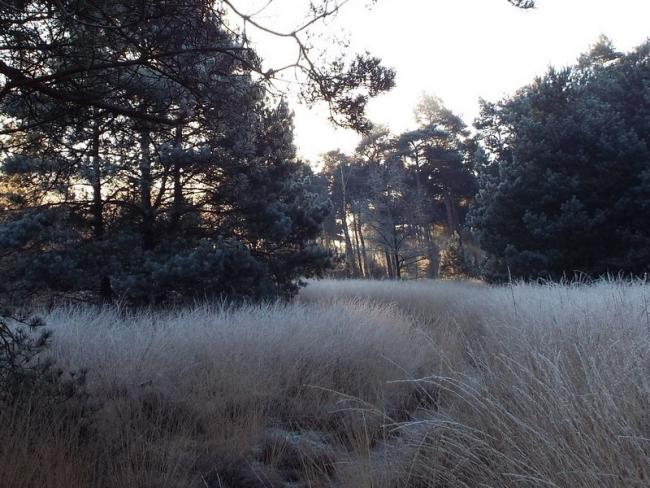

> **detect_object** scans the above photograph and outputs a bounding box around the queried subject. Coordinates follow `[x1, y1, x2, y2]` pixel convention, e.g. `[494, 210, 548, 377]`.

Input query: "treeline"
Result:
[2, 1, 649, 305]
[319, 37, 650, 282]
[314, 95, 479, 279]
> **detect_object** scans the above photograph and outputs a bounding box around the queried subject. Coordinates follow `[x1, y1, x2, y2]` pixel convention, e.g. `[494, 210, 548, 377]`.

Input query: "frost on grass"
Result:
[2, 279, 650, 487]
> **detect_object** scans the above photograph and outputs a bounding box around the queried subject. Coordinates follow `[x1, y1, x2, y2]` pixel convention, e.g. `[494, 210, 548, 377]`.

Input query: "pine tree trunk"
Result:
[170, 125, 183, 232]
[423, 222, 438, 278]
[413, 148, 437, 277]
[356, 212, 369, 278]
[139, 129, 154, 252]
[452, 198, 461, 236]
[444, 190, 460, 234]
[390, 224, 402, 280]
[340, 209, 357, 277]
[90, 119, 113, 303]
[339, 165, 357, 277]
[384, 249, 394, 279]
[352, 211, 364, 277]
[394, 249, 401, 279]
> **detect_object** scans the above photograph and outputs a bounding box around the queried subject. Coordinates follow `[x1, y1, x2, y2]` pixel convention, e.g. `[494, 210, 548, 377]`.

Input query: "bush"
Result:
[0, 310, 87, 412]
[438, 232, 473, 279]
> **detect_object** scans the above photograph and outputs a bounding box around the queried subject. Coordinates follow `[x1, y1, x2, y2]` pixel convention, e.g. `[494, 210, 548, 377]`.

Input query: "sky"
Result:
[235, 0, 650, 164]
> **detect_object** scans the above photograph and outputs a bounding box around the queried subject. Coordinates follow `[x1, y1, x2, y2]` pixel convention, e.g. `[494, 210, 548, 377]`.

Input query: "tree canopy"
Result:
[470, 38, 650, 280]
[0, 0, 395, 304]
[319, 96, 478, 280]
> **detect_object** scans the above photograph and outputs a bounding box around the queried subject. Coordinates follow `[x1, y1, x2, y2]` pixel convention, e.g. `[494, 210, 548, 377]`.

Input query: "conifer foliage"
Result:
[319, 98, 478, 280]
[0, 1, 394, 303]
[470, 38, 650, 280]
[438, 231, 472, 279]
[0, 311, 86, 410]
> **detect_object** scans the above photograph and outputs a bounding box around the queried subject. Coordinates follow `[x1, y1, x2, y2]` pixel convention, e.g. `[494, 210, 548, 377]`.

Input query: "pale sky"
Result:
[236, 0, 650, 164]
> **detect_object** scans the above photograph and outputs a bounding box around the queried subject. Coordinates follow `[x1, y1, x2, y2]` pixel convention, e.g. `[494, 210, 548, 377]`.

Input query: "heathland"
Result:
[2, 279, 648, 487]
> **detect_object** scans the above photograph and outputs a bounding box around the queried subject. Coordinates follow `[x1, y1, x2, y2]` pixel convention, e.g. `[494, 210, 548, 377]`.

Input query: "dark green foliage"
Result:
[439, 232, 472, 279]
[303, 54, 396, 133]
[398, 95, 478, 234]
[470, 39, 650, 281]
[0, 1, 390, 304]
[0, 311, 87, 410]
[110, 238, 274, 303]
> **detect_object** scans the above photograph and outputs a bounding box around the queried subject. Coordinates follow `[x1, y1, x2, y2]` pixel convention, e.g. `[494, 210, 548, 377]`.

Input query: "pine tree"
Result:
[470, 39, 650, 280]
[2, 1, 388, 303]
[439, 231, 471, 279]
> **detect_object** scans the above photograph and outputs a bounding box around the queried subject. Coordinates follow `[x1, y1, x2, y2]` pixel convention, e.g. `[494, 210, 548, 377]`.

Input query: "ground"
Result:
[1, 279, 649, 487]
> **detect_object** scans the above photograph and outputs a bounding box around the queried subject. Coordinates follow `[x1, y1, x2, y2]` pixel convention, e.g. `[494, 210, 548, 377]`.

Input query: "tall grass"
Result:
[1, 279, 649, 487]
[306, 279, 650, 487]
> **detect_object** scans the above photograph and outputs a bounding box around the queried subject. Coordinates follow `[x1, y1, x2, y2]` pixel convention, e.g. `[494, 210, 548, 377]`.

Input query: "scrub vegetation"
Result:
[1, 279, 648, 487]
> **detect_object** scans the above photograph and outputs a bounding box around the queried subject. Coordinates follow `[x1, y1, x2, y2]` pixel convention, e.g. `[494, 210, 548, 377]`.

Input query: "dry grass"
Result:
[2, 279, 649, 487]
[305, 279, 650, 487]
